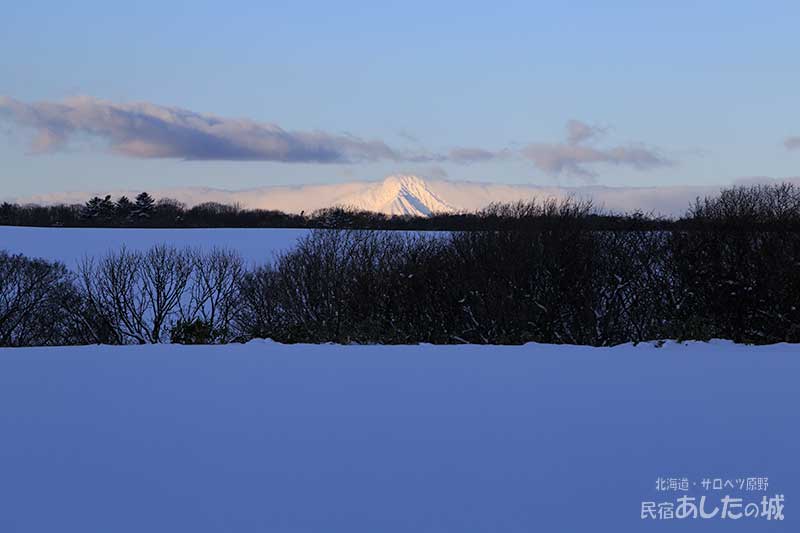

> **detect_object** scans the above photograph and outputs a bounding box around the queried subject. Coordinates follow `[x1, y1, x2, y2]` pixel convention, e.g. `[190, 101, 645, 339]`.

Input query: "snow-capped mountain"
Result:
[335, 175, 457, 216]
[16, 174, 793, 218]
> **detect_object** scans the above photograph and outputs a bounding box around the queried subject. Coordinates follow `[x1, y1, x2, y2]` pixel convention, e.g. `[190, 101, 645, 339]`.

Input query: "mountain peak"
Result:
[381, 174, 429, 190]
[337, 175, 456, 216]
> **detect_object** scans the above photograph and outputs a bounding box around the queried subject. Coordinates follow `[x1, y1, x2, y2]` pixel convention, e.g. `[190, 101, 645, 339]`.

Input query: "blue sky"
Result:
[1, 1, 799, 197]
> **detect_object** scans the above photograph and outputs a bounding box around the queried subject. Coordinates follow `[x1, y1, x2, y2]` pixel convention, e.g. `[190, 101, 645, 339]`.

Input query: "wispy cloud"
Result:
[0, 95, 434, 164]
[426, 165, 449, 179]
[447, 147, 502, 163]
[565, 119, 605, 145]
[0, 96, 674, 181]
[522, 143, 670, 180]
[786, 137, 800, 150]
[396, 129, 420, 143]
[521, 120, 672, 181]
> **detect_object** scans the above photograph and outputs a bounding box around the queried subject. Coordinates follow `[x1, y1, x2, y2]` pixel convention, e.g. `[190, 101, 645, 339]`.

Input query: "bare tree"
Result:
[80, 245, 193, 344]
[175, 248, 245, 343]
[236, 265, 282, 340]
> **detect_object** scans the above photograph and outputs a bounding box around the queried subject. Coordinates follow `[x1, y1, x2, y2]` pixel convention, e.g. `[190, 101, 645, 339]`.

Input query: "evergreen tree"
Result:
[83, 195, 115, 223]
[133, 192, 155, 219]
[82, 196, 104, 220]
[115, 196, 134, 220]
[98, 195, 115, 221]
[0, 202, 17, 225]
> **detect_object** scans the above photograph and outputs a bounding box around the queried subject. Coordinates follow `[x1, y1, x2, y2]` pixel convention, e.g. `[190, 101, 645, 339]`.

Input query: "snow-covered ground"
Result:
[0, 226, 310, 266]
[0, 340, 796, 532]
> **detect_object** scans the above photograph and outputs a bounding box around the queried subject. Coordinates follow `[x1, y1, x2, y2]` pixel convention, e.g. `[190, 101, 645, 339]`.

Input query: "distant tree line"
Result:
[4, 183, 800, 231]
[0, 192, 307, 229]
[2, 184, 800, 347]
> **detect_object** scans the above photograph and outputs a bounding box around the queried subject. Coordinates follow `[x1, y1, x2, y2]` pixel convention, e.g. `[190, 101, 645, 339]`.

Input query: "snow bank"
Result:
[0, 226, 310, 267]
[0, 340, 796, 531]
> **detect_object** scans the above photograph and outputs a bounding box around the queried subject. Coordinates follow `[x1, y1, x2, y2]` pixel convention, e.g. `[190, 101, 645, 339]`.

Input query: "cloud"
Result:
[396, 129, 420, 143]
[521, 120, 672, 181]
[0, 95, 430, 164]
[426, 165, 449, 179]
[0, 96, 674, 181]
[786, 137, 800, 150]
[522, 143, 670, 179]
[447, 147, 500, 163]
[565, 119, 605, 145]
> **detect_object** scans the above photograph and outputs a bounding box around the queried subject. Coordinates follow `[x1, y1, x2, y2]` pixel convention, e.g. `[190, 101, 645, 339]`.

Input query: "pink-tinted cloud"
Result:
[0, 96, 675, 180]
[0, 95, 428, 164]
[521, 121, 672, 181]
[565, 119, 605, 145]
[448, 147, 501, 163]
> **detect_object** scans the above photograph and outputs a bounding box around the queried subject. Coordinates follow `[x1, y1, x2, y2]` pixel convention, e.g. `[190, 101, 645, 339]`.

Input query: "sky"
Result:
[1, 1, 799, 197]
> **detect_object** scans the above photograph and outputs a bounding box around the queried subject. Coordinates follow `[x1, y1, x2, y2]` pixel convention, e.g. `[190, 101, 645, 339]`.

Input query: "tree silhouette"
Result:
[115, 196, 134, 220]
[133, 192, 155, 219]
